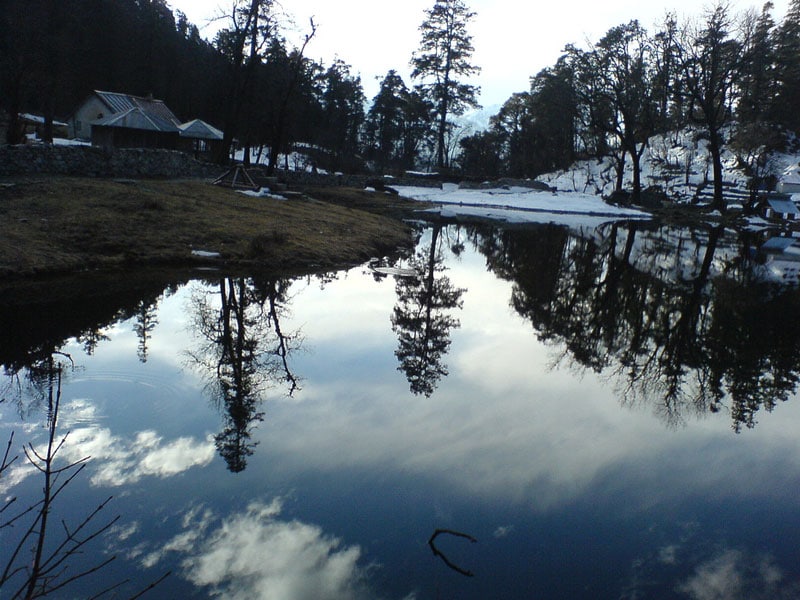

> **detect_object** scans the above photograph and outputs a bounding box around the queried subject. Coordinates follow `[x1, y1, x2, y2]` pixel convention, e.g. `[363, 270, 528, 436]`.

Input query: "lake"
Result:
[2, 219, 800, 599]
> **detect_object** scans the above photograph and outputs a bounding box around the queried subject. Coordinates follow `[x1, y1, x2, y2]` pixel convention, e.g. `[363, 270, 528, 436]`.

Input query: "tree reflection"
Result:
[474, 221, 800, 430]
[0, 272, 185, 373]
[133, 300, 159, 363]
[391, 223, 466, 397]
[188, 277, 301, 472]
[2, 355, 124, 599]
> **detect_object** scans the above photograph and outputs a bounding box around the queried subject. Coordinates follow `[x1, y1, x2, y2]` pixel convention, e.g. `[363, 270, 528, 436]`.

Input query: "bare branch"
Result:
[126, 571, 172, 600]
[428, 528, 477, 577]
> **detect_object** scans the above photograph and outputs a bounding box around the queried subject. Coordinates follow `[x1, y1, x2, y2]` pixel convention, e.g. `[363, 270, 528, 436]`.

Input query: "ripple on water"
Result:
[66, 369, 200, 420]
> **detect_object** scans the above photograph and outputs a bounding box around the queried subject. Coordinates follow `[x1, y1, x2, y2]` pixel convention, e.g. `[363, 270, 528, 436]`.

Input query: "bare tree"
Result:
[1, 355, 121, 599]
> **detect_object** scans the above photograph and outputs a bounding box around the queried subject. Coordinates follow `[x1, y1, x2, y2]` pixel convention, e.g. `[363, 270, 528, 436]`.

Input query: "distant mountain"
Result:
[454, 104, 500, 135]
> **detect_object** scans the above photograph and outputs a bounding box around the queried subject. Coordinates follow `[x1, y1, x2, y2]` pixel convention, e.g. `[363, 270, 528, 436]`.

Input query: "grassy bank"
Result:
[0, 176, 420, 278]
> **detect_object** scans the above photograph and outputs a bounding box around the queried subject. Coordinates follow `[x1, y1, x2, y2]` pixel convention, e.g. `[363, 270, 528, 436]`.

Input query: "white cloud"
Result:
[56, 400, 215, 487]
[678, 549, 798, 600]
[148, 499, 383, 600]
[493, 525, 514, 539]
[0, 460, 36, 498]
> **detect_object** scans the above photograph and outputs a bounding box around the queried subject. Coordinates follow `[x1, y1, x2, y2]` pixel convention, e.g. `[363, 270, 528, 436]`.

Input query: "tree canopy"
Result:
[410, 0, 481, 170]
[4, 0, 800, 196]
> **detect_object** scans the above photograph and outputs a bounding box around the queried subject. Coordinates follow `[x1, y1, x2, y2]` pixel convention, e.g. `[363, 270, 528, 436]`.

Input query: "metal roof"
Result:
[178, 119, 224, 140]
[94, 90, 181, 126]
[761, 236, 798, 251]
[92, 107, 179, 133]
[767, 198, 800, 214]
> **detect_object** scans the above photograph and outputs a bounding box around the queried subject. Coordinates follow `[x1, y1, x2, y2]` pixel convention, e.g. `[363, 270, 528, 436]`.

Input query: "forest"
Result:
[3, 0, 800, 206]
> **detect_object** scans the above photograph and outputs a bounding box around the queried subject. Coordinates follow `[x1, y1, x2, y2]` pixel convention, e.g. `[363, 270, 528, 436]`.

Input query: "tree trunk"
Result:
[615, 151, 626, 192]
[630, 148, 641, 203]
[709, 130, 725, 212]
[436, 109, 447, 170]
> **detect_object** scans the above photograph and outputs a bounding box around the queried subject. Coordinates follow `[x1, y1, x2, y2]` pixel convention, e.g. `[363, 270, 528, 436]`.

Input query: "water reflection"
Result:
[0, 271, 186, 383]
[469, 221, 800, 430]
[0, 354, 129, 599]
[1, 223, 800, 598]
[133, 299, 159, 363]
[187, 276, 302, 472]
[144, 498, 374, 600]
[390, 223, 465, 397]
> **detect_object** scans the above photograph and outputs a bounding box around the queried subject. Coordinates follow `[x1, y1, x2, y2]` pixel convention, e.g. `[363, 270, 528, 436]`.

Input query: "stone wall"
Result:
[0, 144, 551, 192]
[0, 144, 443, 187]
[0, 144, 222, 179]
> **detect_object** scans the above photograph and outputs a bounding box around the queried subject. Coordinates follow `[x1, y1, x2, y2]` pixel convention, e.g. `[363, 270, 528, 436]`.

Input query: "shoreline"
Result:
[0, 176, 419, 280]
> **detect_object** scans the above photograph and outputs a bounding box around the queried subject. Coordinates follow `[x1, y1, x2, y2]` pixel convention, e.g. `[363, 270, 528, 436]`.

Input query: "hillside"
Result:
[537, 127, 800, 207]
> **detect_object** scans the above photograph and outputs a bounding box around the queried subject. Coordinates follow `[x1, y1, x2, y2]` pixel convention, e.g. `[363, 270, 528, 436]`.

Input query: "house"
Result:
[17, 113, 70, 140]
[762, 197, 800, 221]
[177, 119, 224, 160]
[68, 90, 181, 141]
[91, 106, 181, 150]
[757, 235, 800, 285]
[68, 90, 225, 157]
[777, 164, 800, 194]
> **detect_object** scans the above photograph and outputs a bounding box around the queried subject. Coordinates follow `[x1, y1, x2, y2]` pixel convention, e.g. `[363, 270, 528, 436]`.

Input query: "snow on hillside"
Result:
[395, 126, 800, 228]
[538, 128, 736, 201]
[537, 126, 800, 205]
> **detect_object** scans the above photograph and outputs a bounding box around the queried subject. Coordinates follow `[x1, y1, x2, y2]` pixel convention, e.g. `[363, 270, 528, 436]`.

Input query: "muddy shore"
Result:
[0, 176, 423, 279]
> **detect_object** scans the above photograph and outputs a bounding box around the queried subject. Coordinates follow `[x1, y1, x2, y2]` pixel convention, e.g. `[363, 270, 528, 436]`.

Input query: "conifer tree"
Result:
[771, 0, 800, 134]
[365, 70, 415, 171]
[738, 2, 776, 126]
[410, 0, 481, 170]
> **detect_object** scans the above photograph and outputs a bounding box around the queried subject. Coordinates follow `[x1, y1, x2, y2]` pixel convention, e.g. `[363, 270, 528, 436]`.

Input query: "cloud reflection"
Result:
[148, 498, 383, 600]
[678, 549, 797, 600]
[58, 400, 214, 487]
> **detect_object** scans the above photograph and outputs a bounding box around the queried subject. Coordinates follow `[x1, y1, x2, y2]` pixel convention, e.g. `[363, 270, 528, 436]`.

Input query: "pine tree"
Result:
[318, 60, 365, 172]
[365, 70, 413, 171]
[410, 0, 481, 170]
[738, 2, 776, 126]
[771, 0, 800, 134]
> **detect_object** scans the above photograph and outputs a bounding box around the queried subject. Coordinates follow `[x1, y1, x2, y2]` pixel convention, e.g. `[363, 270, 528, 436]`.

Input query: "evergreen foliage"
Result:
[459, 0, 800, 211]
[4, 0, 800, 192]
[410, 0, 481, 170]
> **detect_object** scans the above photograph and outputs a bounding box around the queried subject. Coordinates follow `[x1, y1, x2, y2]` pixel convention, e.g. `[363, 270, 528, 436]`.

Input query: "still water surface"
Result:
[1, 221, 800, 599]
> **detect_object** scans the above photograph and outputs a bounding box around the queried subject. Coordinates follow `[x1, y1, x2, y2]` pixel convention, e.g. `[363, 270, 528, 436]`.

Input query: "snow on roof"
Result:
[781, 164, 800, 185]
[178, 119, 223, 140]
[19, 113, 68, 126]
[92, 107, 179, 133]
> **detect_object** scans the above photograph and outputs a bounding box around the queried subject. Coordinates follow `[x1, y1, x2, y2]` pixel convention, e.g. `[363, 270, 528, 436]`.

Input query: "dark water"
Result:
[2, 221, 800, 599]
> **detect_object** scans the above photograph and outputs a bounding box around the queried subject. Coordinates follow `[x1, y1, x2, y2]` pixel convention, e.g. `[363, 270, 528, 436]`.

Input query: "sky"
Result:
[170, 0, 791, 109]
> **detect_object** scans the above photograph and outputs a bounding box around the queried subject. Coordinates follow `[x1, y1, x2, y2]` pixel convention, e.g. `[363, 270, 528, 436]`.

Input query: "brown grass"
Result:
[0, 176, 416, 278]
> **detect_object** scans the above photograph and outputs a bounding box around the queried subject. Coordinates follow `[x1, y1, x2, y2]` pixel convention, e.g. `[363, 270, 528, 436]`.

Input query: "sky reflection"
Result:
[2, 223, 800, 598]
[145, 498, 385, 600]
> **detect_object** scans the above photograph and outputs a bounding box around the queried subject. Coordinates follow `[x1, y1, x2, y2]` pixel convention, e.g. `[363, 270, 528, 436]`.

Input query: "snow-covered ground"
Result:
[394, 183, 651, 227]
[536, 126, 800, 205]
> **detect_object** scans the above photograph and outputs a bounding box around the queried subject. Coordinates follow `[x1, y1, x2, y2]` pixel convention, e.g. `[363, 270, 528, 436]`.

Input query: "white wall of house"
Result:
[778, 180, 800, 194]
[69, 96, 109, 140]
